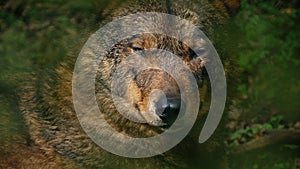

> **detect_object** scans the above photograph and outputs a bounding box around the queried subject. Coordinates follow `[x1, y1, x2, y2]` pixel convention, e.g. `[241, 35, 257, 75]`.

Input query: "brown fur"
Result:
[16, 0, 240, 168]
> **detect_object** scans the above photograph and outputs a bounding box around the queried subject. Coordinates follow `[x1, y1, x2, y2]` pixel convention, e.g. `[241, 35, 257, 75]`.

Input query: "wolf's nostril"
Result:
[156, 98, 181, 122]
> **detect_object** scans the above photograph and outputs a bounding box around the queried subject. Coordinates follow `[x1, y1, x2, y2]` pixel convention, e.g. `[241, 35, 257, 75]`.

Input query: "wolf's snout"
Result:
[156, 98, 181, 123]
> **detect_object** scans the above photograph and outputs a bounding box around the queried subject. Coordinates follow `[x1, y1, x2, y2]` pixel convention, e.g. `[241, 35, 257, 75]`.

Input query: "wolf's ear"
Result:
[222, 0, 240, 16]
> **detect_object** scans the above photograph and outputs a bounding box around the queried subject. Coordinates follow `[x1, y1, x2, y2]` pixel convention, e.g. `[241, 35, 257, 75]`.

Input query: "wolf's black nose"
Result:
[156, 98, 181, 123]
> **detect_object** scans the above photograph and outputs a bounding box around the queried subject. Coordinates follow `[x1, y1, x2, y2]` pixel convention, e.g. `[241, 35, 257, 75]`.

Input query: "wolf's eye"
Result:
[132, 46, 143, 51]
[130, 42, 144, 51]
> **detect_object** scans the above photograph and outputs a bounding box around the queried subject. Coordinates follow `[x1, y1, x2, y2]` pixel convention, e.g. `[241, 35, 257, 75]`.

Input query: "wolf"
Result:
[15, 0, 239, 168]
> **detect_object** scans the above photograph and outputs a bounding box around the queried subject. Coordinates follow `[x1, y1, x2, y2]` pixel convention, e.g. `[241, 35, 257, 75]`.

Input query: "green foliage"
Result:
[233, 0, 300, 120]
[252, 161, 296, 169]
[0, 0, 112, 84]
[237, 1, 299, 70]
[226, 115, 285, 147]
[270, 115, 285, 129]
[274, 162, 297, 169]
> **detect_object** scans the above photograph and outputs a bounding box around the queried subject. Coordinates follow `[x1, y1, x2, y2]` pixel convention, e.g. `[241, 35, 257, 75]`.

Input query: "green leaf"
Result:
[263, 123, 273, 130]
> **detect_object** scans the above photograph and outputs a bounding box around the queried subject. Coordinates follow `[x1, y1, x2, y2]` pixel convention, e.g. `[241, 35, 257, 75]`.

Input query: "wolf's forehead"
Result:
[129, 33, 207, 55]
[105, 33, 208, 67]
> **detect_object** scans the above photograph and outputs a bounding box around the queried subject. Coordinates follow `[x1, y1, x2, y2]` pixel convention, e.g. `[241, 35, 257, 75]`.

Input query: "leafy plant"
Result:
[226, 115, 286, 147]
[274, 162, 297, 169]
